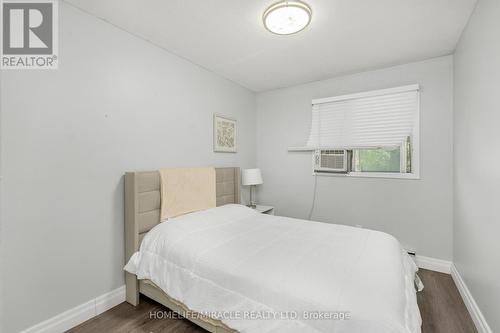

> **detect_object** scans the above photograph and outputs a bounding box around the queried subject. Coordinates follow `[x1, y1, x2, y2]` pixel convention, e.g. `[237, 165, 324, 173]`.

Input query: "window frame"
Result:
[309, 86, 421, 180]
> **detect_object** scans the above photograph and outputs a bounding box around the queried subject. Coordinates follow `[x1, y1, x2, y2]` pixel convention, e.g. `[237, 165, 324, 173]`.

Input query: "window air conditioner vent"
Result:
[314, 150, 348, 173]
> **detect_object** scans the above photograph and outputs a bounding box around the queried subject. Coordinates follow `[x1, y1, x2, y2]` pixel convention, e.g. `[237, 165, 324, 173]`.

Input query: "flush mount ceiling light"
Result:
[263, 1, 312, 35]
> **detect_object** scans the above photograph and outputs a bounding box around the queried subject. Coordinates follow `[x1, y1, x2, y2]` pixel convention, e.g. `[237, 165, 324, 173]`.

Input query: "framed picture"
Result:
[213, 114, 237, 153]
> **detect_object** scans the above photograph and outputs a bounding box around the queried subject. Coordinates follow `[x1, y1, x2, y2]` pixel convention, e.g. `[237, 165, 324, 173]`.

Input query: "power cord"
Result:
[307, 174, 318, 220]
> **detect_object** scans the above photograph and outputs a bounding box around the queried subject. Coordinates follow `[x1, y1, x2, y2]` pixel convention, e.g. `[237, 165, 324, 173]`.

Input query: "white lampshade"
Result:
[242, 168, 263, 186]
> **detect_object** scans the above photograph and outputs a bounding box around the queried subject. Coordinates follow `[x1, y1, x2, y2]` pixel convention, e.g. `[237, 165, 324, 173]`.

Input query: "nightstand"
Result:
[253, 205, 274, 215]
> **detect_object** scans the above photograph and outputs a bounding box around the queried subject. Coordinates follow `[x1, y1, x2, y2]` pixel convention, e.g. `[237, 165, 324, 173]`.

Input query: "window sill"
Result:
[312, 171, 420, 180]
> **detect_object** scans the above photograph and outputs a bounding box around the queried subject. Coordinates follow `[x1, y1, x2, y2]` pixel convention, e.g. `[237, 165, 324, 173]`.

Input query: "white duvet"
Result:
[125, 204, 421, 333]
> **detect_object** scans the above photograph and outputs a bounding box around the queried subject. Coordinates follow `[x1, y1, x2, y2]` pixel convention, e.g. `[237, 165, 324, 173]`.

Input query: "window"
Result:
[304, 85, 419, 179]
[353, 147, 401, 173]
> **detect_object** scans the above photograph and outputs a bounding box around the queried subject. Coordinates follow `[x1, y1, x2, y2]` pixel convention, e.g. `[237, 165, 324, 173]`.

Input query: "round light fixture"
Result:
[263, 1, 312, 35]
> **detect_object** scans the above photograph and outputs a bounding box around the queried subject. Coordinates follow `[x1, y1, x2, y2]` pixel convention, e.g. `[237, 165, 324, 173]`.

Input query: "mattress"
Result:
[125, 204, 421, 333]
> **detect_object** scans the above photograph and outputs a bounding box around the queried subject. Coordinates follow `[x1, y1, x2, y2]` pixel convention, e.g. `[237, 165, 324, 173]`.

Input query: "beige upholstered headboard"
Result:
[124, 167, 241, 262]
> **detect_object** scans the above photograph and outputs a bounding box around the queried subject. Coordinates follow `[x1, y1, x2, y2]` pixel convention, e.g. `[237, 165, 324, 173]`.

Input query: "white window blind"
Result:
[305, 85, 419, 149]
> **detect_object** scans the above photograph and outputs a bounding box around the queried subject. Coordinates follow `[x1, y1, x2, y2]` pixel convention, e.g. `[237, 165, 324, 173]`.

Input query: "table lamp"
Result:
[242, 168, 263, 208]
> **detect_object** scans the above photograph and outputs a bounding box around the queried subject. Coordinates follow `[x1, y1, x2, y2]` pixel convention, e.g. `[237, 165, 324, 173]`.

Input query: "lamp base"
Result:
[247, 185, 257, 209]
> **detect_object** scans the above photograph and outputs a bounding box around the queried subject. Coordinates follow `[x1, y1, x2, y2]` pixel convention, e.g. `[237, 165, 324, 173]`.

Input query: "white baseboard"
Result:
[20, 286, 125, 333]
[95, 286, 126, 316]
[414, 255, 452, 274]
[451, 264, 492, 333]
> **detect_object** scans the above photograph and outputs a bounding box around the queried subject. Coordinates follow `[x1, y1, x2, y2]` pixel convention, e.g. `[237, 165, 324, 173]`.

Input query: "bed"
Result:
[124, 167, 422, 333]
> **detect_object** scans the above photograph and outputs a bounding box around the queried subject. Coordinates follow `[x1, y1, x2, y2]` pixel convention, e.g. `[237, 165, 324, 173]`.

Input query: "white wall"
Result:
[256, 56, 454, 260]
[454, 0, 500, 331]
[0, 3, 255, 332]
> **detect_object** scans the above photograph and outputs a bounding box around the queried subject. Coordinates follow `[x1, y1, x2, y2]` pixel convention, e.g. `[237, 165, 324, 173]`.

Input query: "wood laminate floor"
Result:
[67, 269, 477, 333]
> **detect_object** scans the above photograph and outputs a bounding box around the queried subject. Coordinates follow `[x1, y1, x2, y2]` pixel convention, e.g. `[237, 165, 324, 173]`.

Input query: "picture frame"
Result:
[213, 114, 237, 153]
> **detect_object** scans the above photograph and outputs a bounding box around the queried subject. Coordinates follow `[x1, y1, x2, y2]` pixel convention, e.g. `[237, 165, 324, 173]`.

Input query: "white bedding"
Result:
[125, 204, 421, 333]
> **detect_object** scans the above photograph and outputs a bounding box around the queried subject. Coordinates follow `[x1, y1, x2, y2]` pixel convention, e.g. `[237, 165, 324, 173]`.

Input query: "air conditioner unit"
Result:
[314, 150, 349, 173]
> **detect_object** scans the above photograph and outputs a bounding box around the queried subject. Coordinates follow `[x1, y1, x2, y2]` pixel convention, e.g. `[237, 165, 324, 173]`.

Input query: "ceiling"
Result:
[63, 0, 477, 92]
